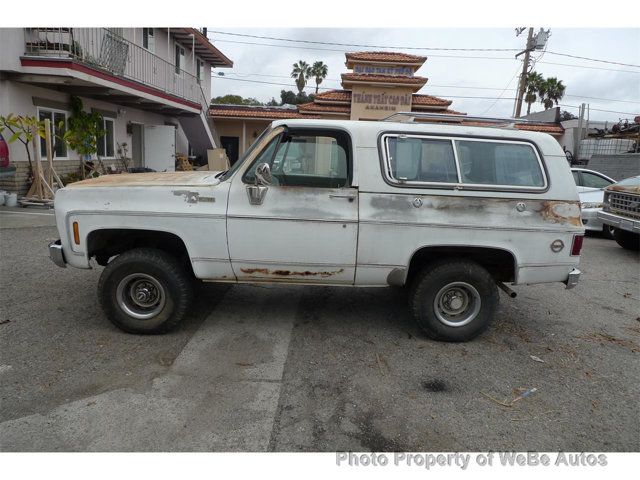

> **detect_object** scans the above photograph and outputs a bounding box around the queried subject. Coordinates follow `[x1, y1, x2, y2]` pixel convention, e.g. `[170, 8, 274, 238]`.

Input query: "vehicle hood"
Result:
[66, 172, 222, 188]
[605, 176, 640, 194]
[578, 189, 604, 203]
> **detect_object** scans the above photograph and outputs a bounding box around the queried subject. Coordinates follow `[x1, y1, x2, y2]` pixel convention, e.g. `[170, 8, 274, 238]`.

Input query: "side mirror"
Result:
[255, 162, 273, 185]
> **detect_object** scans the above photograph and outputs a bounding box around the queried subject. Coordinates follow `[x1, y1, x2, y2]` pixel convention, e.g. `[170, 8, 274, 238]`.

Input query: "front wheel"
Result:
[613, 228, 640, 251]
[98, 248, 194, 334]
[410, 260, 499, 342]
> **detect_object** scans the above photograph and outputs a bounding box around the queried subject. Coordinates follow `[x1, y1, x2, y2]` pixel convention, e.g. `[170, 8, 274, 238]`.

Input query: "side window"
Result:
[572, 171, 582, 186]
[386, 137, 457, 183]
[582, 172, 613, 189]
[456, 140, 544, 187]
[245, 131, 349, 188]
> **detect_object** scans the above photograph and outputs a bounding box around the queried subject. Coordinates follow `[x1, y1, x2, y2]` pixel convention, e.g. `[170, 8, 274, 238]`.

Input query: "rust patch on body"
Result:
[539, 201, 582, 227]
[240, 267, 344, 277]
[608, 185, 640, 194]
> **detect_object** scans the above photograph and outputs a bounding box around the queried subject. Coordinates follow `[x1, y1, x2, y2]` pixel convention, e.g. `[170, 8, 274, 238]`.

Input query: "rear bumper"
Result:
[49, 240, 66, 268]
[564, 268, 581, 289]
[597, 211, 640, 233]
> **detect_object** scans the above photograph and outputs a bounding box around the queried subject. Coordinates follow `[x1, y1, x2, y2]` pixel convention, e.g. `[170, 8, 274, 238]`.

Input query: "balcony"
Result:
[22, 28, 206, 112]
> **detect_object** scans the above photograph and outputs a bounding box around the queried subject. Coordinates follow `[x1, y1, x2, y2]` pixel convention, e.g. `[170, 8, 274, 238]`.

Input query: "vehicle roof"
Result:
[271, 118, 563, 155]
[272, 118, 557, 142]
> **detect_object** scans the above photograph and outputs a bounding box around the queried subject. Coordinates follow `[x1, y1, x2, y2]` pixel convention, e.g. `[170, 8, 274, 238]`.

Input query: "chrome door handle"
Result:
[329, 192, 357, 201]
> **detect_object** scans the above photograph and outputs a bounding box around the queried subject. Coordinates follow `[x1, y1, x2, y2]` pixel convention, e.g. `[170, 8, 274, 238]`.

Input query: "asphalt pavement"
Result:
[0, 205, 638, 451]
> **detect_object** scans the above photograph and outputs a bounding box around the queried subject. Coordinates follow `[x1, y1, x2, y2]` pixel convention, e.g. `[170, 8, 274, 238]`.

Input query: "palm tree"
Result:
[524, 71, 544, 115]
[311, 61, 329, 94]
[539, 77, 566, 110]
[291, 61, 311, 95]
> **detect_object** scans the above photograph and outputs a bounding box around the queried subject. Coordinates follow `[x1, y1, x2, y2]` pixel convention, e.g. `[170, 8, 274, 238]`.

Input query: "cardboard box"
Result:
[207, 149, 230, 172]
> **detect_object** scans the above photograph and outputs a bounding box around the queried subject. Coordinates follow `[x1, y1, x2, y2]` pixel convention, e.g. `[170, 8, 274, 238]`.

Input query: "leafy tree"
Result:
[524, 71, 544, 115]
[266, 97, 279, 106]
[0, 114, 46, 178]
[560, 110, 578, 121]
[63, 96, 105, 177]
[311, 61, 328, 94]
[291, 60, 311, 95]
[211, 95, 263, 106]
[279, 90, 314, 105]
[539, 77, 566, 110]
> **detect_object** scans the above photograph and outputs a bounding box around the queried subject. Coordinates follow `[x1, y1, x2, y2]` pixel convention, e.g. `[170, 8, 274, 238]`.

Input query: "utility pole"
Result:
[512, 27, 551, 118]
[514, 28, 534, 118]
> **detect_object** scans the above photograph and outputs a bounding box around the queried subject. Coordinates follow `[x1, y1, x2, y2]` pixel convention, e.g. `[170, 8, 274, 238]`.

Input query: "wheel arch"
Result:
[404, 244, 518, 286]
[86, 228, 194, 274]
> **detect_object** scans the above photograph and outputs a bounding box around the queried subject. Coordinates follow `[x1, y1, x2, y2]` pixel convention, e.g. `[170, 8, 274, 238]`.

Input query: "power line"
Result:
[210, 38, 640, 74]
[559, 104, 638, 116]
[481, 66, 522, 115]
[546, 51, 640, 68]
[208, 30, 520, 52]
[218, 72, 640, 104]
[208, 30, 640, 68]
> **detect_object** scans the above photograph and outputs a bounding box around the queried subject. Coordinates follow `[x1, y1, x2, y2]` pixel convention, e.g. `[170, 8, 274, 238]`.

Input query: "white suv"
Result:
[50, 117, 584, 341]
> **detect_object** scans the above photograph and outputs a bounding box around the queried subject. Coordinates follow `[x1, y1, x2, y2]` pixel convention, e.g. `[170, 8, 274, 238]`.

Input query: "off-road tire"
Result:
[410, 260, 499, 342]
[613, 228, 640, 251]
[98, 248, 194, 334]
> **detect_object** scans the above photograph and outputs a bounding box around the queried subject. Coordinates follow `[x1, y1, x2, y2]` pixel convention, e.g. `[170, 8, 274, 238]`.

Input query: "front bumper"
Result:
[564, 268, 581, 289]
[49, 240, 66, 268]
[597, 211, 640, 233]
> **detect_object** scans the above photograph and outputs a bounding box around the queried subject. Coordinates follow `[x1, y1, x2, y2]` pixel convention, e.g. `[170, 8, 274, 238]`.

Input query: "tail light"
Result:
[570, 234, 584, 256]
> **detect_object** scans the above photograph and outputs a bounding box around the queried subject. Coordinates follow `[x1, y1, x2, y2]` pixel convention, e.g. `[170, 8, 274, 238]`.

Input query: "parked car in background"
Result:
[571, 168, 616, 238]
[598, 176, 640, 251]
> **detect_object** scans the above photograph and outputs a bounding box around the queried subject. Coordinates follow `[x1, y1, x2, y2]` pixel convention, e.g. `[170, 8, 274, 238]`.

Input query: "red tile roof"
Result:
[297, 102, 351, 114]
[208, 105, 306, 119]
[313, 89, 352, 103]
[346, 51, 427, 64]
[411, 94, 452, 107]
[341, 73, 428, 86]
[514, 123, 564, 134]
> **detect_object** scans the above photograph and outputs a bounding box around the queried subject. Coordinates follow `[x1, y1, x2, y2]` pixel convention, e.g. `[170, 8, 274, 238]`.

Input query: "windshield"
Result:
[217, 126, 272, 182]
[615, 176, 640, 187]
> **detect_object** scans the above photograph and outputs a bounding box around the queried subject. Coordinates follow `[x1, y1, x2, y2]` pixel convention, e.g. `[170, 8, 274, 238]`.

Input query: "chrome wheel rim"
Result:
[116, 273, 166, 320]
[433, 282, 481, 327]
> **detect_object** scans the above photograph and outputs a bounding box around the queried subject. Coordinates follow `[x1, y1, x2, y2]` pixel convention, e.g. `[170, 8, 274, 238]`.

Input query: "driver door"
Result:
[226, 127, 358, 284]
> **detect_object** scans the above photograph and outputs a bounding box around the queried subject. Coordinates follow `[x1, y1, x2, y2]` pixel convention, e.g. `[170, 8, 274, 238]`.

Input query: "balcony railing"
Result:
[24, 28, 204, 108]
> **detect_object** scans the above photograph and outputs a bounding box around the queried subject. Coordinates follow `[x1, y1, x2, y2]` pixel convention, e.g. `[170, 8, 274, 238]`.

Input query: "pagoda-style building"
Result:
[209, 51, 562, 164]
[297, 51, 464, 120]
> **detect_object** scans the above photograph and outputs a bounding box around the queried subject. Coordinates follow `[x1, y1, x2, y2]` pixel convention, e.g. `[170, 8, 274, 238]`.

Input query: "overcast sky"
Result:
[207, 28, 639, 122]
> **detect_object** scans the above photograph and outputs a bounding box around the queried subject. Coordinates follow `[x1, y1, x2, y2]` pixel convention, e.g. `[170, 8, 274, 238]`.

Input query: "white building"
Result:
[0, 27, 233, 193]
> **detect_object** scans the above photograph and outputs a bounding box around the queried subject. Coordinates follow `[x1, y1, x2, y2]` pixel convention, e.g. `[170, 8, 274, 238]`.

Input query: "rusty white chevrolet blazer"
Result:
[49, 117, 584, 341]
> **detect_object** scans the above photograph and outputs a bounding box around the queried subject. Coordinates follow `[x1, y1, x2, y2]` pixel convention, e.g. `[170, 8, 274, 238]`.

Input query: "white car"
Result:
[571, 168, 615, 236]
[49, 118, 584, 341]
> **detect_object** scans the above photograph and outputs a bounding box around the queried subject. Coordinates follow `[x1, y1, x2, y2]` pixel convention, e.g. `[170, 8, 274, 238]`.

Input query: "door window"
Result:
[244, 130, 350, 188]
[582, 172, 613, 189]
[38, 108, 67, 158]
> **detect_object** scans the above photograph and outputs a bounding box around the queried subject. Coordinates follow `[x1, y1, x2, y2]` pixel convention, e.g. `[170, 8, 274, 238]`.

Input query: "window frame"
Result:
[581, 171, 614, 189]
[37, 106, 68, 160]
[97, 117, 116, 159]
[142, 28, 155, 53]
[241, 127, 353, 188]
[175, 43, 185, 75]
[378, 131, 549, 193]
[196, 58, 204, 83]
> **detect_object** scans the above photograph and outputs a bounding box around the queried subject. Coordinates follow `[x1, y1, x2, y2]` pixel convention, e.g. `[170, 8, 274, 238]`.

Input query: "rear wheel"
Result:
[410, 260, 499, 342]
[613, 228, 640, 251]
[98, 248, 194, 334]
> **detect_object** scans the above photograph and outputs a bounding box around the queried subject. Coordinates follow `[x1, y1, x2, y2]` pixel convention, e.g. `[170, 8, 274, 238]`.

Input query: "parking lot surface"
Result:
[0, 206, 638, 451]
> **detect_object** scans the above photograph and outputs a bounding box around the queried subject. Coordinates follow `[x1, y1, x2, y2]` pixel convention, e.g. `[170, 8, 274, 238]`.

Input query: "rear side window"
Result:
[381, 134, 547, 190]
[386, 137, 457, 183]
[456, 140, 544, 187]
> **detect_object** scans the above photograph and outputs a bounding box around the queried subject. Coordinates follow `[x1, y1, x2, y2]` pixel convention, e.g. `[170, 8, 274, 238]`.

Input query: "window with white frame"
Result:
[97, 117, 115, 158]
[196, 58, 204, 82]
[38, 108, 67, 159]
[142, 28, 155, 53]
[175, 43, 185, 74]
